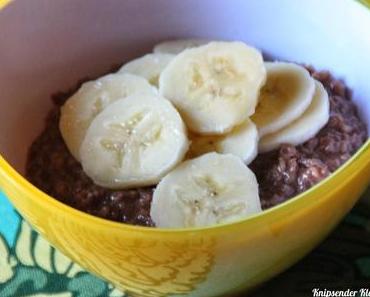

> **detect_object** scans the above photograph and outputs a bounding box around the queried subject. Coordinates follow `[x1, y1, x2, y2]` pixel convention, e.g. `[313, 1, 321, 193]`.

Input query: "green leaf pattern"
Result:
[0, 236, 15, 284]
[0, 222, 125, 297]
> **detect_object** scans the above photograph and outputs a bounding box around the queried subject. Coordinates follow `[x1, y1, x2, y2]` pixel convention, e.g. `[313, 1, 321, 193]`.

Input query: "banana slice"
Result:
[119, 53, 174, 86]
[150, 152, 261, 228]
[60, 73, 156, 161]
[188, 119, 258, 164]
[159, 41, 266, 135]
[251, 62, 315, 137]
[259, 81, 329, 153]
[80, 93, 189, 189]
[153, 39, 210, 55]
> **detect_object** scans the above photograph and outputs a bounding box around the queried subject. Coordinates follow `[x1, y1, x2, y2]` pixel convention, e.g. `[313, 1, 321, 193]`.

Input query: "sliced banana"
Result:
[159, 41, 266, 135]
[150, 152, 261, 228]
[80, 93, 189, 189]
[60, 73, 156, 160]
[259, 81, 329, 153]
[153, 39, 210, 55]
[188, 119, 258, 164]
[251, 62, 315, 137]
[119, 53, 174, 86]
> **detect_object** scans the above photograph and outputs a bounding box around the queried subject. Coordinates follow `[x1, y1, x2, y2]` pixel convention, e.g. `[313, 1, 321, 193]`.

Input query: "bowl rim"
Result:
[0, 140, 369, 234]
[0, 0, 10, 9]
[0, 0, 369, 235]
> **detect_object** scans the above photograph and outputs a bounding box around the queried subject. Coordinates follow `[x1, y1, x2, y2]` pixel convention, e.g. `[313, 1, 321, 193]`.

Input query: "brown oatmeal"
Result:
[26, 67, 368, 226]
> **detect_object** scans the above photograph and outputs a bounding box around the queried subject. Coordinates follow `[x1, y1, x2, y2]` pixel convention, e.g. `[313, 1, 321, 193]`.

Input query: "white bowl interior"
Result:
[0, 0, 369, 173]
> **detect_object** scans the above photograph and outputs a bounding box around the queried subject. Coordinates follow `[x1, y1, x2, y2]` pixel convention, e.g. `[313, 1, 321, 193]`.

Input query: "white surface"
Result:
[0, 0, 369, 173]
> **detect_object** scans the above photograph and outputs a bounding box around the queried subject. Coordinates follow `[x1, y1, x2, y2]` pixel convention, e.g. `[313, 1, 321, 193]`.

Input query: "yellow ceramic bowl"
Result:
[0, 1, 369, 296]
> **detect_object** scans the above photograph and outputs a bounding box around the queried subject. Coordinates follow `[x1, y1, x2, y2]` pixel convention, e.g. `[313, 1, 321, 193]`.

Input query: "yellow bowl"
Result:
[0, 1, 369, 296]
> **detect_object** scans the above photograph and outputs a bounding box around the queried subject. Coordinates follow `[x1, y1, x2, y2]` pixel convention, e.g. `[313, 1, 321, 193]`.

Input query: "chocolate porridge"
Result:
[26, 67, 368, 227]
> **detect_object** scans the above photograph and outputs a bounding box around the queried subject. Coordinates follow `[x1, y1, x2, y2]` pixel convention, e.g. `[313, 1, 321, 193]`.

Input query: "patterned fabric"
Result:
[1, 189, 369, 296]
[0, 192, 125, 297]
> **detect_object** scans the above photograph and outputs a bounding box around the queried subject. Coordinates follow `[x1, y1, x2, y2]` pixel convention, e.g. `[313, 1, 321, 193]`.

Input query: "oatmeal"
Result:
[26, 66, 367, 226]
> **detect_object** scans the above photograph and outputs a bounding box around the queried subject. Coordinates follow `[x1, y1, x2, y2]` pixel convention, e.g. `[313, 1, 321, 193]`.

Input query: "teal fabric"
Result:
[0, 192, 19, 246]
[0, 191, 124, 297]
